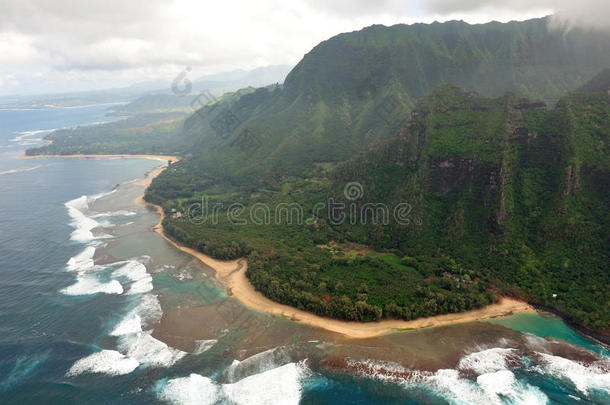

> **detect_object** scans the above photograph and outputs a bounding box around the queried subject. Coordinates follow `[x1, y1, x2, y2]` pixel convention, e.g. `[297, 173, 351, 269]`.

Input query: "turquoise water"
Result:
[486, 313, 608, 357]
[0, 106, 608, 404]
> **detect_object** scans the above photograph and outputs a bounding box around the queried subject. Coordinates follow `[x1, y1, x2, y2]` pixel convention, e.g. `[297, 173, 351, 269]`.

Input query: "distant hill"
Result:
[148, 17, 610, 190]
[107, 65, 292, 115]
[107, 94, 199, 115]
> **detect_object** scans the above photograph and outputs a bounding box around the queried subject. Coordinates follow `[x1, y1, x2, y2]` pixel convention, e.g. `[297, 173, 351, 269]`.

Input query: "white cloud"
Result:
[0, 74, 19, 88]
[0, 0, 607, 94]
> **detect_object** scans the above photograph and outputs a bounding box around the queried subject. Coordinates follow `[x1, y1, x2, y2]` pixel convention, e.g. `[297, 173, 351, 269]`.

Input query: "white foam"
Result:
[225, 347, 291, 382]
[66, 246, 96, 271]
[427, 350, 548, 404]
[347, 354, 549, 404]
[111, 261, 153, 294]
[61, 274, 123, 296]
[10, 128, 57, 142]
[0, 165, 46, 176]
[535, 353, 610, 396]
[66, 350, 139, 376]
[477, 370, 548, 404]
[65, 196, 101, 243]
[158, 374, 220, 405]
[426, 369, 547, 405]
[158, 362, 308, 405]
[193, 339, 217, 355]
[425, 369, 489, 403]
[118, 331, 186, 368]
[89, 189, 117, 202]
[92, 210, 137, 218]
[128, 277, 153, 294]
[66, 195, 89, 211]
[222, 362, 307, 405]
[110, 314, 143, 336]
[345, 358, 430, 384]
[458, 347, 518, 374]
[110, 294, 162, 336]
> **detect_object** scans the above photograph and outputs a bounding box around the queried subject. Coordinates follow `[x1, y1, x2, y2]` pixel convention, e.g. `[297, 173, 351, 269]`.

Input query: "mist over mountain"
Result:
[27, 16, 610, 334]
[150, 17, 610, 186]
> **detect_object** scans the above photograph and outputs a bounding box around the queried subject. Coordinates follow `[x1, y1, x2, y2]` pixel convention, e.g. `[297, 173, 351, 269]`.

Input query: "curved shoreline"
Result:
[137, 179, 536, 339]
[148, 216, 536, 339]
[23, 153, 537, 339]
[22, 153, 179, 162]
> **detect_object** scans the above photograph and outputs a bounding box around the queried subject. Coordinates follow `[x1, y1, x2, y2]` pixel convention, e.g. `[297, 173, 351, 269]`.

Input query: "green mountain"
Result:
[107, 94, 196, 115]
[577, 68, 610, 93]
[151, 77, 608, 332]
[25, 17, 610, 333]
[147, 17, 610, 195]
[322, 83, 609, 330]
[25, 88, 255, 157]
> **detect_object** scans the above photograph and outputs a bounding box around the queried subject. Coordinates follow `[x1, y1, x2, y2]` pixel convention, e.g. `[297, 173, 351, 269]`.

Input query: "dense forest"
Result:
[27, 18, 610, 333]
[150, 81, 609, 331]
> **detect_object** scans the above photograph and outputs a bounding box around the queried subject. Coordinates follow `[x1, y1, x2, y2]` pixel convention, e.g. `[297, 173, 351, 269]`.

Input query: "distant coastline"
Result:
[22, 153, 177, 162]
[133, 160, 537, 338]
[0, 101, 128, 111]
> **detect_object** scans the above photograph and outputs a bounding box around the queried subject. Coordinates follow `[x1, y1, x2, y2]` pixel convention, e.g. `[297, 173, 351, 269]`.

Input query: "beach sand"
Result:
[139, 177, 535, 339]
[25, 152, 537, 339]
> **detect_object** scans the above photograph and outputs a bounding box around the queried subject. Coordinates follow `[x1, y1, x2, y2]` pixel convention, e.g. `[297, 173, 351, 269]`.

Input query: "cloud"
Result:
[0, 74, 19, 88]
[305, 0, 415, 17]
[1, 0, 607, 94]
[423, 0, 610, 29]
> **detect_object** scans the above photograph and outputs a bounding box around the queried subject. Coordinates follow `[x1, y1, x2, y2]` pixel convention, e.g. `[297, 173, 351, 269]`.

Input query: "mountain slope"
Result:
[150, 77, 609, 332]
[324, 83, 609, 331]
[156, 17, 610, 191]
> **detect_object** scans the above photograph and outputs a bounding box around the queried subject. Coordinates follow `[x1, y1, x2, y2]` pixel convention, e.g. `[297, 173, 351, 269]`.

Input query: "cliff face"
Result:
[152, 18, 610, 188]
[332, 85, 543, 237]
[330, 83, 609, 331]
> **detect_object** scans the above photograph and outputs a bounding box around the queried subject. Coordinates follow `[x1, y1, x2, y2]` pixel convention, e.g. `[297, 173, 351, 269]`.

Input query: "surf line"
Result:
[24, 152, 537, 339]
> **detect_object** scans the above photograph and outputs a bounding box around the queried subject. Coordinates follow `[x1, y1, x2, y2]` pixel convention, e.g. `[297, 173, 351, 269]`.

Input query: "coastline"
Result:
[139, 181, 536, 339]
[150, 215, 536, 339]
[22, 152, 538, 339]
[22, 153, 179, 162]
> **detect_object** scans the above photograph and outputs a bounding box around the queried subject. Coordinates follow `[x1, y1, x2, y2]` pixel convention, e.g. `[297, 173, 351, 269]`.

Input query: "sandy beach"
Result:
[151, 220, 535, 339]
[140, 177, 535, 339]
[24, 152, 536, 339]
[22, 153, 179, 162]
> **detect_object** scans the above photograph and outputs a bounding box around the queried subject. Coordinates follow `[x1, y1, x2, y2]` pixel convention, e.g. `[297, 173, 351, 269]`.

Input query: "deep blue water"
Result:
[0, 106, 164, 403]
[0, 106, 608, 404]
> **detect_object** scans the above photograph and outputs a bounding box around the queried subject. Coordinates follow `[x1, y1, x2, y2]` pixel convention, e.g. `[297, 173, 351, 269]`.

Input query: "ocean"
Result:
[0, 105, 608, 404]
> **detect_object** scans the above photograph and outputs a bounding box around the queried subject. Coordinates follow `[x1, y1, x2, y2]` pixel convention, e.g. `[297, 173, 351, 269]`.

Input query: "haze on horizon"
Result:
[1, 0, 609, 96]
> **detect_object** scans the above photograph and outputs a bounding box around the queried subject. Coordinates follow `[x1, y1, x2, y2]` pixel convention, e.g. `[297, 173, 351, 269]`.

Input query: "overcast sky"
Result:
[1, 0, 608, 95]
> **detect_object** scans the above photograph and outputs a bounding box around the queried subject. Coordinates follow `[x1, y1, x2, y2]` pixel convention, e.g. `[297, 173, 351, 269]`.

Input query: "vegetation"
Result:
[150, 82, 609, 332]
[25, 112, 186, 156]
[27, 18, 610, 332]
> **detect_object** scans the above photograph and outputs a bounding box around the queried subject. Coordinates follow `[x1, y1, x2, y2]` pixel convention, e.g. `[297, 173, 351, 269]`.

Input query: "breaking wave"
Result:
[0, 164, 49, 176]
[66, 350, 139, 376]
[157, 361, 309, 405]
[533, 353, 610, 396]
